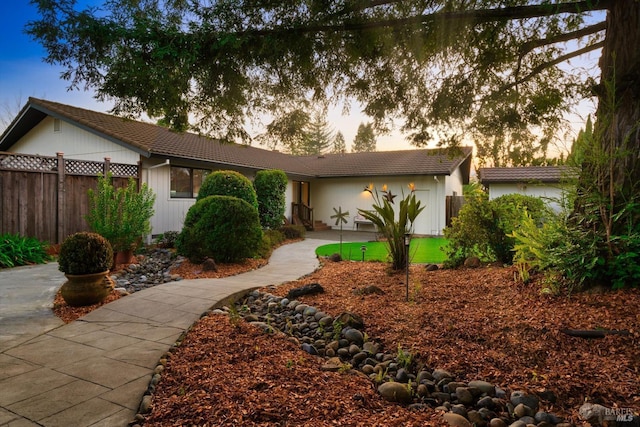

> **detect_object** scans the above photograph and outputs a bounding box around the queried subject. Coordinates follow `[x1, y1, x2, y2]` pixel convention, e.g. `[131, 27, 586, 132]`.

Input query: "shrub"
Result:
[254, 169, 288, 229]
[0, 233, 50, 268]
[86, 173, 156, 252]
[513, 207, 640, 293]
[58, 232, 113, 275]
[444, 190, 549, 267]
[358, 185, 425, 270]
[279, 224, 306, 239]
[155, 231, 180, 248]
[256, 229, 286, 258]
[197, 170, 258, 210]
[177, 195, 263, 263]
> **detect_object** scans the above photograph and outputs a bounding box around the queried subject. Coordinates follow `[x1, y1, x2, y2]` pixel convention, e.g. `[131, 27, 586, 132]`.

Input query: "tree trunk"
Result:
[580, 0, 640, 261]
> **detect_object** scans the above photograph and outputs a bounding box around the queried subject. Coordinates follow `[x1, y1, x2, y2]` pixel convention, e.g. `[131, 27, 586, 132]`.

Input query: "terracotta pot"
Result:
[112, 250, 136, 271]
[60, 270, 113, 307]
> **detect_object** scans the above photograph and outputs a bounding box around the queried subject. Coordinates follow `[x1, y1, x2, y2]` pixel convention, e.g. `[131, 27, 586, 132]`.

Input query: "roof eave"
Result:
[30, 102, 152, 158]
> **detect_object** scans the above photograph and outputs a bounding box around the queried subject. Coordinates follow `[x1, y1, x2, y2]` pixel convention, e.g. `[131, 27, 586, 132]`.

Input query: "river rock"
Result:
[443, 413, 472, 427]
[456, 387, 474, 405]
[301, 343, 317, 355]
[490, 418, 507, 427]
[451, 404, 468, 418]
[378, 382, 412, 403]
[468, 410, 487, 427]
[334, 312, 364, 329]
[510, 391, 539, 412]
[468, 380, 495, 396]
[514, 403, 533, 418]
[363, 341, 380, 354]
[432, 368, 454, 381]
[343, 328, 364, 344]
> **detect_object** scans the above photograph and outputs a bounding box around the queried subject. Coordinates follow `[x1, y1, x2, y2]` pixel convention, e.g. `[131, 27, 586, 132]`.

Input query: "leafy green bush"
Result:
[0, 233, 50, 268]
[177, 195, 263, 263]
[256, 229, 286, 258]
[58, 232, 113, 274]
[86, 173, 156, 252]
[444, 190, 549, 267]
[513, 208, 640, 293]
[197, 170, 258, 210]
[254, 169, 288, 229]
[155, 231, 180, 248]
[279, 224, 306, 239]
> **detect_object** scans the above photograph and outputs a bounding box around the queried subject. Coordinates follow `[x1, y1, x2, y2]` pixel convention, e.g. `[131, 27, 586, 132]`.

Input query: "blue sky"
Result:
[0, 1, 112, 122]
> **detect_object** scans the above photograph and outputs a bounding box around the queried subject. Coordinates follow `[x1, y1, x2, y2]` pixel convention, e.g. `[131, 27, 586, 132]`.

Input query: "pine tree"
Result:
[331, 131, 347, 154]
[352, 123, 376, 153]
[302, 113, 334, 155]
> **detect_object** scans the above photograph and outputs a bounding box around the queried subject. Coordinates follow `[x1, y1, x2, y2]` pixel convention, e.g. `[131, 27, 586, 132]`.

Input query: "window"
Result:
[170, 167, 210, 198]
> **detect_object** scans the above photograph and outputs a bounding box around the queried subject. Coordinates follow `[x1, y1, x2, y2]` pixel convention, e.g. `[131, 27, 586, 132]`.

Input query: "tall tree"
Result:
[352, 123, 377, 153]
[332, 131, 347, 154]
[26, 1, 640, 284]
[304, 113, 334, 155]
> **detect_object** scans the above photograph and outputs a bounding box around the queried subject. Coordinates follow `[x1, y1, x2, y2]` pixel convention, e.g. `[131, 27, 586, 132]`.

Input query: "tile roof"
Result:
[478, 166, 579, 183]
[298, 147, 472, 177]
[1, 98, 472, 179]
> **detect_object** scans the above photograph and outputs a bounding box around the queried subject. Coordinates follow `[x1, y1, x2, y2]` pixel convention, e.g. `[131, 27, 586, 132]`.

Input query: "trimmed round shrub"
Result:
[254, 169, 288, 229]
[177, 195, 263, 263]
[197, 170, 258, 210]
[58, 232, 113, 274]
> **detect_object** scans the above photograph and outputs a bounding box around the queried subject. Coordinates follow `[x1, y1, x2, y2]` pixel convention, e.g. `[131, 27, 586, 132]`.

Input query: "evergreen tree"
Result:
[352, 123, 376, 153]
[331, 131, 347, 154]
[303, 113, 334, 155]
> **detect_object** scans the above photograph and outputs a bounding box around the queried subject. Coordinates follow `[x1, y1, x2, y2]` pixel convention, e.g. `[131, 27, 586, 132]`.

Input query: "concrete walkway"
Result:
[0, 231, 370, 427]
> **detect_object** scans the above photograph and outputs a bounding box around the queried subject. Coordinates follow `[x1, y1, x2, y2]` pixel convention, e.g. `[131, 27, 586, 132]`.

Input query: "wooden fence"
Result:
[0, 152, 140, 244]
[445, 195, 466, 227]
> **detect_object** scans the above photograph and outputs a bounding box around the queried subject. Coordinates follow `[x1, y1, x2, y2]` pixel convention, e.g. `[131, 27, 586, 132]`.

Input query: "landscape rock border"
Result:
[129, 287, 639, 427]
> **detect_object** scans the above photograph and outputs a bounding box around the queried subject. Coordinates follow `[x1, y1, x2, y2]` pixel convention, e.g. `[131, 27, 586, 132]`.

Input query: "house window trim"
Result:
[170, 166, 210, 199]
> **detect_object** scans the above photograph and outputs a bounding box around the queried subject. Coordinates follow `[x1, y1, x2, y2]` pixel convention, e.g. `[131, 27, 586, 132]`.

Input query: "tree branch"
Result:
[504, 41, 605, 94]
[240, 0, 612, 37]
[520, 21, 607, 56]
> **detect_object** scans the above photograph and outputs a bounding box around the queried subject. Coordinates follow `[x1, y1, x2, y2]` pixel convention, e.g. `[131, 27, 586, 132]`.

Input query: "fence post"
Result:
[104, 157, 111, 177]
[56, 152, 65, 244]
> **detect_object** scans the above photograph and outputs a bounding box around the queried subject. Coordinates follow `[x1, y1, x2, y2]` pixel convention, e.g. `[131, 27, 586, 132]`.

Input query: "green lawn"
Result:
[315, 237, 449, 264]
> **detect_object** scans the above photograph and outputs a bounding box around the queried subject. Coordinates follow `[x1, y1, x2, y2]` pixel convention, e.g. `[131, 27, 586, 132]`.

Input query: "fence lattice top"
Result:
[0, 153, 57, 172]
[0, 152, 138, 177]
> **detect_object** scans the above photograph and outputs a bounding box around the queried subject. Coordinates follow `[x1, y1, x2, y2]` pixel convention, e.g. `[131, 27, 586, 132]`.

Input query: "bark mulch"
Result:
[144, 261, 639, 426]
[53, 257, 640, 426]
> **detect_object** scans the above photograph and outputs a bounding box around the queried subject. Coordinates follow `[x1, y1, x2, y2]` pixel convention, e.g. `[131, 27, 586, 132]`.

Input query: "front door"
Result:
[292, 181, 310, 206]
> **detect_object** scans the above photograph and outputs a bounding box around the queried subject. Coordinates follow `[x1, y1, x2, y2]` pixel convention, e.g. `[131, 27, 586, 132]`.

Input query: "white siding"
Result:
[310, 175, 453, 236]
[144, 164, 296, 236]
[144, 164, 195, 236]
[10, 117, 140, 164]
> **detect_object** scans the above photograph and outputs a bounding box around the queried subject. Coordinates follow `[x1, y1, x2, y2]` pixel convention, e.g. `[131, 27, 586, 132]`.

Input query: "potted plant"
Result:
[86, 173, 156, 268]
[58, 232, 114, 307]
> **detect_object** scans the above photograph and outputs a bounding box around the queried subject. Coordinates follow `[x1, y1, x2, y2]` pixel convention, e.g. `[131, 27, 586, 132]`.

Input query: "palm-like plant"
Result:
[358, 185, 424, 270]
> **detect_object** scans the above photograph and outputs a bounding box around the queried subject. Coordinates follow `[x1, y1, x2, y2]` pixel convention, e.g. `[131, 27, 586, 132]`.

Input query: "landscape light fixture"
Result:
[404, 232, 411, 301]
